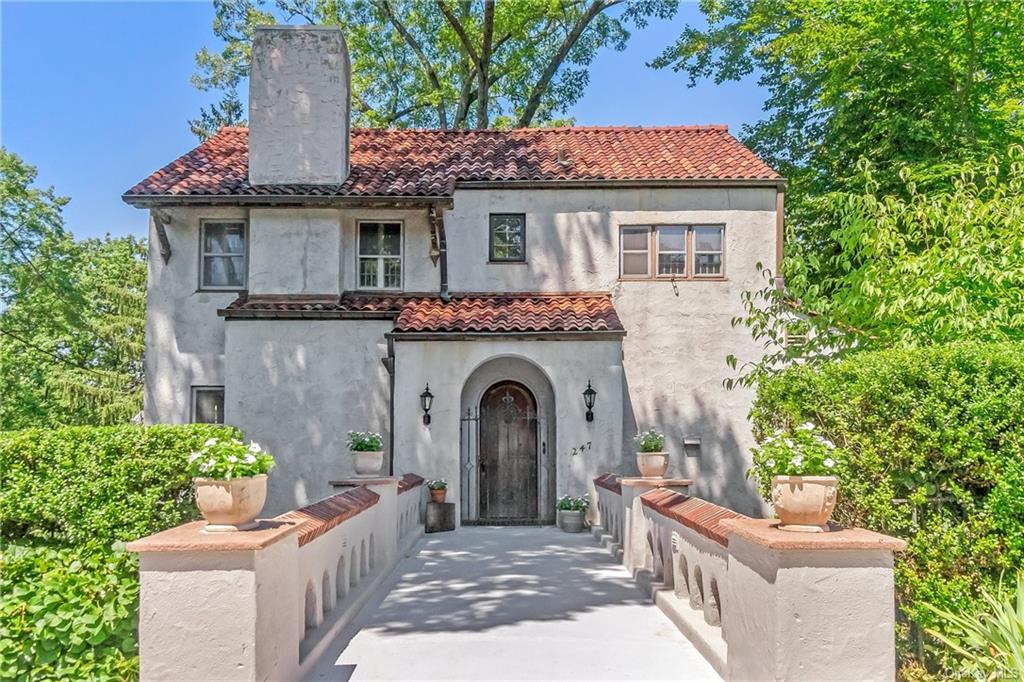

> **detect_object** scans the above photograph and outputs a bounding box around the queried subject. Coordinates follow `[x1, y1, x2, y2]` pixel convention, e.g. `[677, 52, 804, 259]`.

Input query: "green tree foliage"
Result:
[0, 424, 242, 680]
[654, 0, 1024, 290]
[728, 150, 1024, 386]
[191, 0, 677, 137]
[750, 341, 1024, 675]
[0, 149, 146, 428]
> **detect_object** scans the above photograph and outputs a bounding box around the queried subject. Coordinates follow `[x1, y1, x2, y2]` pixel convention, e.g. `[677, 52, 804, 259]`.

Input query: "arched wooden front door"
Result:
[478, 381, 539, 521]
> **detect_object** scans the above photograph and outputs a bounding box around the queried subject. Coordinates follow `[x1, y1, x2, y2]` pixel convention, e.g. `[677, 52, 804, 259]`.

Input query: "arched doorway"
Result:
[478, 381, 539, 521]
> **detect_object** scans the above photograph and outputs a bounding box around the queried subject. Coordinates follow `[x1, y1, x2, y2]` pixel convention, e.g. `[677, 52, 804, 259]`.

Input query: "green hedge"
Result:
[750, 341, 1024, 670]
[0, 424, 241, 681]
[0, 424, 240, 547]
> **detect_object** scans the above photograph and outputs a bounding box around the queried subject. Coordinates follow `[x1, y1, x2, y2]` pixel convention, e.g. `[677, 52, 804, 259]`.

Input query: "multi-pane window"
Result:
[192, 387, 225, 424]
[657, 227, 687, 276]
[358, 221, 402, 289]
[693, 227, 724, 277]
[200, 221, 246, 289]
[489, 214, 526, 262]
[620, 227, 651, 277]
[619, 225, 725, 279]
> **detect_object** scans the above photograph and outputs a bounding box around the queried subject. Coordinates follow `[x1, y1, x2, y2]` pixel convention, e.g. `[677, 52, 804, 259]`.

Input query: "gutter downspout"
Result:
[383, 333, 396, 476]
[430, 203, 451, 302]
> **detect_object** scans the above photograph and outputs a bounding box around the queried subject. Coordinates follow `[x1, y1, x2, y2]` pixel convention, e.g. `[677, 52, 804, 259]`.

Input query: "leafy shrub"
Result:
[426, 479, 447, 490]
[346, 430, 383, 451]
[186, 436, 275, 480]
[750, 421, 841, 479]
[0, 424, 240, 547]
[633, 429, 666, 452]
[923, 571, 1024, 678]
[750, 341, 1024, 673]
[0, 544, 139, 681]
[556, 494, 589, 512]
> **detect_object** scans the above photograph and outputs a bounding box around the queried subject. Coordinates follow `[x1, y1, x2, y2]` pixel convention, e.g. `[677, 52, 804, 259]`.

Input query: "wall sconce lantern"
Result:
[582, 380, 597, 422]
[420, 384, 434, 425]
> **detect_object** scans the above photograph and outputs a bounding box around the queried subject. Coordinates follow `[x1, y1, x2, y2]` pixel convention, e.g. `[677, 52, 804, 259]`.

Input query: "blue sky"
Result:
[2, 2, 767, 241]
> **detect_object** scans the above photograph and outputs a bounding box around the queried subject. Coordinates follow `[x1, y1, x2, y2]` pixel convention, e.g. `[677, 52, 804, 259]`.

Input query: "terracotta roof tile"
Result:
[398, 473, 425, 494]
[594, 473, 623, 495]
[124, 126, 780, 200]
[276, 486, 379, 547]
[395, 293, 623, 334]
[219, 291, 624, 335]
[640, 489, 749, 547]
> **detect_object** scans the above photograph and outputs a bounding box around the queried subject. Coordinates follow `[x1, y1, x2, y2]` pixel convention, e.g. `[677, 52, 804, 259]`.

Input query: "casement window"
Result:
[358, 221, 403, 289]
[489, 213, 526, 262]
[192, 387, 225, 424]
[619, 225, 725, 279]
[199, 221, 247, 289]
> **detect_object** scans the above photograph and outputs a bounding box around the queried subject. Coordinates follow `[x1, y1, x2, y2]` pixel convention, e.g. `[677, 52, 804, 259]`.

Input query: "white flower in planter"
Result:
[824, 458, 836, 469]
[205, 438, 218, 446]
[249, 442, 262, 453]
[243, 453, 256, 464]
[227, 455, 238, 463]
[766, 459, 776, 468]
[791, 454, 804, 469]
[799, 422, 815, 431]
[188, 452, 202, 464]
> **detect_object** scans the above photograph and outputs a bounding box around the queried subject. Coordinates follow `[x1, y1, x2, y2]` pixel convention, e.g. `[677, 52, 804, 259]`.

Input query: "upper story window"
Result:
[619, 225, 725, 279]
[200, 221, 247, 290]
[489, 213, 526, 262]
[192, 386, 225, 424]
[358, 221, 402, 289]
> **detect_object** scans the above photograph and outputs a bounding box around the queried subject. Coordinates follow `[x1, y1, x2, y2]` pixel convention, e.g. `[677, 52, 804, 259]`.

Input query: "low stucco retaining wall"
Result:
[129, 474, 425, 681]
[592, 474, 906, 681]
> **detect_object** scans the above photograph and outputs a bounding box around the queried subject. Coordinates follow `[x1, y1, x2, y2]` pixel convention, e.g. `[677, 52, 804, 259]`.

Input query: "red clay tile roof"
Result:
[124, 126, 780, 201]
[394, 293, 623, 334]
[640, 489, 749, 547]
[218, 291, 624, 335]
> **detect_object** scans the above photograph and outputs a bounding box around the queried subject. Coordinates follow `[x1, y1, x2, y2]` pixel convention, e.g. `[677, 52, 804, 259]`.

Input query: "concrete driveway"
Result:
[304, 525, 720, 681]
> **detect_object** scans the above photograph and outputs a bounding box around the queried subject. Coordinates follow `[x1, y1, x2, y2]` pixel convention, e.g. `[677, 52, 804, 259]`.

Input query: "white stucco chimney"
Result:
[248, 26, 350, 186]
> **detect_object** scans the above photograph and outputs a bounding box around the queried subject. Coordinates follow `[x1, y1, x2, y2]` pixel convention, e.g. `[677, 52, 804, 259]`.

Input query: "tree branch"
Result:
[476, 0, 495, 128]
[437, 0, 481, 64]
[376, 0, 449, 129]
[516, 0, 617, 127]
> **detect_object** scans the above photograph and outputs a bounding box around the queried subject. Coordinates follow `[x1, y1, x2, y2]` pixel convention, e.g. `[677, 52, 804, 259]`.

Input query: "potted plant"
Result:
[634, 429, 669, 478]
[557, 494, 589, 533]
[187, 437, 276, 532]
[426, 479, 448, 503]
[347, 430, 384, 476]
[751, 422, 841, 532]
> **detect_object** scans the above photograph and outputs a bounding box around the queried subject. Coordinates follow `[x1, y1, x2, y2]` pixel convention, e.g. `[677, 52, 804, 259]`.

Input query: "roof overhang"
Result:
[121, 194, 454, 210]
[389, 330, 626, 341]
[453, 177, 786, 191]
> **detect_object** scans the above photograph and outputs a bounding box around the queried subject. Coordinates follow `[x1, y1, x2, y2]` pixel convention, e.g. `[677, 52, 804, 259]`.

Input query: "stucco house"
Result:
[123, 26, 783, 522]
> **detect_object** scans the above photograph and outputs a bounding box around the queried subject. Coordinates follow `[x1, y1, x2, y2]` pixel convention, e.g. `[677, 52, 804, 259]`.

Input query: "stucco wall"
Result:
[143, 207, 245, 423]
[224, 319, 391, 514]
[143, 185, 775, 516]
[392, 338, 624, 526]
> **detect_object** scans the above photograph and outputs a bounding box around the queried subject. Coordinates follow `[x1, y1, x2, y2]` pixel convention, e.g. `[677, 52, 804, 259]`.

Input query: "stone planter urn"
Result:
[559, 510, 585, 533]
[352, 450, 384, 476]
[430, 488, 447, 504]
[194, 474, 268, 532]
[636, 451, 669, 478]
[772, 475, 838, 532]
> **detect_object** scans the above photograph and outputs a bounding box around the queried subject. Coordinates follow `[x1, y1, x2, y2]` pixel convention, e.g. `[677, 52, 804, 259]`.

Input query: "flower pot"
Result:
[771, 475, 838, 532]
[430, 488, 447, 504]
[559, 509, 585, 533]
[352, 450, 384, 476]
[636, 451, 669, 478]
[194, 474, 268, 532]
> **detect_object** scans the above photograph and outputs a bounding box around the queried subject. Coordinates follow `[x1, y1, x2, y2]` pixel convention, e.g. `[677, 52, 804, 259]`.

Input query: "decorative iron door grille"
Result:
[460, 393, 545, 524]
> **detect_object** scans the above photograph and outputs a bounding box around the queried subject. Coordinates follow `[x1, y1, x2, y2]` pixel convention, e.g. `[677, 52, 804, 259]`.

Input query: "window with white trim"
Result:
[200, 221, 247, 289]
[357, 221, 402, 289]
[192, 386, 225, 424]
[619, 225, 725, 279]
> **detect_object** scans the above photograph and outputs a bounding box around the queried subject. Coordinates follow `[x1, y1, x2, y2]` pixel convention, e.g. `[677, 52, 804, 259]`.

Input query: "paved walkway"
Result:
[305, 526, 720, 681]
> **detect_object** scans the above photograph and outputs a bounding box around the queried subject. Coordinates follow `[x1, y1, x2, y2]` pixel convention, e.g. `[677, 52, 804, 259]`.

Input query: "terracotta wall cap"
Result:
[330, 477, 400, 487]
[620, 477, 693, 488]
[127, 519, 303, 553]
[720, 518, 908, 552]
